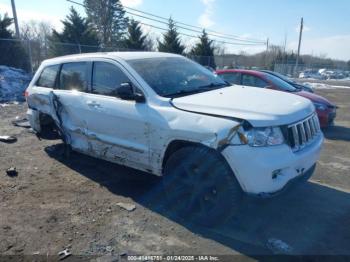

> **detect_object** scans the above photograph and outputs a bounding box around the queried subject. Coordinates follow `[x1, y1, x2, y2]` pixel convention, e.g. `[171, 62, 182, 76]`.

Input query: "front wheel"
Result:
[162, 146, 243, 226]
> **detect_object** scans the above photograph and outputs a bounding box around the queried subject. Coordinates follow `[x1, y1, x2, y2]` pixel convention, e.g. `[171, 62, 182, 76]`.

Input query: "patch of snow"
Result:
[300, 77, 321, 81]
[267, 238, 293, 254]
[331, 77, 350, 81]
[304, 82, 350, 90]
[0, 65, 32, 103]
[116, 202, 136, 212]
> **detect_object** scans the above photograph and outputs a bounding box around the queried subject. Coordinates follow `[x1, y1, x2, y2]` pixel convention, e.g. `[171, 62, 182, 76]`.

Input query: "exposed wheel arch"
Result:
[37, 112, 61, 140]
[161, 140, 245, 192]
[161, 140, 234, 174]
[162, 140, 204, 171]
[39, 112, 55, 126]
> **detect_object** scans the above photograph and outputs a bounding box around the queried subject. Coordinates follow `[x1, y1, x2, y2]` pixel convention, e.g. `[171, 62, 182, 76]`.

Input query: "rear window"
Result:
[219, 72, 241, 85]
[242, 74, 268, 88]
[36, 65, 60, 88]
[59, 62, 87, 91]
[265, 74, 297, 92]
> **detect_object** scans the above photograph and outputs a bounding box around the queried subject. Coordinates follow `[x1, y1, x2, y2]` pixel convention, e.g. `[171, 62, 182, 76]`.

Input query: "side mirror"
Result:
[116, 82, 145, 103]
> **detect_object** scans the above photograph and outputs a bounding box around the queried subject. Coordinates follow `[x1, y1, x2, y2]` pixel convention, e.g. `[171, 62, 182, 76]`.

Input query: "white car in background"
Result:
[299, 70, 325, 80]
[25, 52, 324, 225]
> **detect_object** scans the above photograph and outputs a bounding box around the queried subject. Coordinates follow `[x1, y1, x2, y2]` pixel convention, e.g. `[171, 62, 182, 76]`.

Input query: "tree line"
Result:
[1, 0, 348, 72]
[0, 0, 216, 71]
[0, 13, 30, 70]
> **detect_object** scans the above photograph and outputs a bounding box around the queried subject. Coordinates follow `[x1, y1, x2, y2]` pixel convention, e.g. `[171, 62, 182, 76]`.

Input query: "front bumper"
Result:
[221, 133, 323, 195]
[255, 163, 316, 198]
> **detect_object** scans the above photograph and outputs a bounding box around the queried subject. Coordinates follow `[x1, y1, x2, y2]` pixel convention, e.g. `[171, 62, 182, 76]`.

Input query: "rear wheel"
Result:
[162, 146, 243, 226]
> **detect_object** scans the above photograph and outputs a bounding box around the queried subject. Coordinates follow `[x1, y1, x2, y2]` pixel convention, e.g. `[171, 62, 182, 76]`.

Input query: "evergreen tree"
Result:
[84, 0, 128, 47]
[49, 7, 99, 56]
[0, 13, 12, 39]
[190, 30, 216, 68]
[158, 18, 185, 54]
[0, 13, 30, 70]
[123, 19, 147, 50]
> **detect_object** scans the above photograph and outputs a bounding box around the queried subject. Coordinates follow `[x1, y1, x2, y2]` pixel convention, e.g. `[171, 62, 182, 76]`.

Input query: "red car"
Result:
[216, 69, 337, 128]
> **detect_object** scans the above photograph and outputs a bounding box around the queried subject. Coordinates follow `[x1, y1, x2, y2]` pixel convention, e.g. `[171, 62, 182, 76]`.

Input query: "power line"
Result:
[123, 5, 265, 43]
[125, 10, 265, 44]
[139, 22, 264, 46]
[66, 0, 264, 43]
[65, 0, 266, 46]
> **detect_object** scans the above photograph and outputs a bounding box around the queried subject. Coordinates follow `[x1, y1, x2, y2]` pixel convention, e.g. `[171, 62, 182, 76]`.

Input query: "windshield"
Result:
[265, 74, 298, 92]
[127, 57, 228, 97]
[271, 71, 295, 83]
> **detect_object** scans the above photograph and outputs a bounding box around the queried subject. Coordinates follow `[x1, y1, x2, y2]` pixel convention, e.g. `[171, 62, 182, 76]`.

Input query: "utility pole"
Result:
[266, 38, 269, 53]
[11, 0, 20, 38]
[265, 38, 269, 68]
[283, 32, 288, 74]
[283, 32, 287, 56]
[294, 17, 303, 77]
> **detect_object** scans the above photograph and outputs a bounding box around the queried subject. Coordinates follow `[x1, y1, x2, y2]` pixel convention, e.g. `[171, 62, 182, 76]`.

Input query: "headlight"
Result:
[313, 102, 327, 111]
[242, 127, 284, 147]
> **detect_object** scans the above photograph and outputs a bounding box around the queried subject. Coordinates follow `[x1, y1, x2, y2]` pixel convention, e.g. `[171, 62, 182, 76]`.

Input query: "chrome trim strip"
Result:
[292, 125, 299, 149]
[305, 121, 312, 140]
[308, 118, 315, 136]
[299, 123, 307, 145]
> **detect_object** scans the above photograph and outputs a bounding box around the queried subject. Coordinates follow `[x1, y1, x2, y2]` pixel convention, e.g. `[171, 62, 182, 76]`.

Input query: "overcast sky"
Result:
[1, 0, 349, 61]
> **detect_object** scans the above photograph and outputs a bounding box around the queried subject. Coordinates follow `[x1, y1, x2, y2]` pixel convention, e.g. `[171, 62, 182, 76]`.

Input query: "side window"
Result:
[92, 62, 130, 96]
[36, 65, 60, 88]
[220, 73, 240, 85]
[242, 74, 268, 88]
[59, 62, 87, 91]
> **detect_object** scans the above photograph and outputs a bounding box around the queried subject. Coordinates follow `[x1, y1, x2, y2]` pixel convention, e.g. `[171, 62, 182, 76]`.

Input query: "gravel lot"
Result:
[0, 89, 349, 261]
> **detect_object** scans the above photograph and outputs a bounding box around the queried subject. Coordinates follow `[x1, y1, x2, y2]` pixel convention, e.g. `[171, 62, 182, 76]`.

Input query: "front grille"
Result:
[287, 114, 321, 152]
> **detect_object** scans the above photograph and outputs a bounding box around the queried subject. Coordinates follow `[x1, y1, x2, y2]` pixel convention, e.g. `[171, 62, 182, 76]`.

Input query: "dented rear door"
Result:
[27, 64, 60, 114]
[50, 62, 93, 149]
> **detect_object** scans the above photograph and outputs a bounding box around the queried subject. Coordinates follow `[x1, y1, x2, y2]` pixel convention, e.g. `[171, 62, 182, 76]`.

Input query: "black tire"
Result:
[162, 146, 243, 227]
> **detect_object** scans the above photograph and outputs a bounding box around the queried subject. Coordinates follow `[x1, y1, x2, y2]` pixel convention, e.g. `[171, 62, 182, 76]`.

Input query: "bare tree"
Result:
[213, 42, 226, 56]
[20, 20, 52, 69]
[21, 20, 51, 42]
[143, 35, 156, 51]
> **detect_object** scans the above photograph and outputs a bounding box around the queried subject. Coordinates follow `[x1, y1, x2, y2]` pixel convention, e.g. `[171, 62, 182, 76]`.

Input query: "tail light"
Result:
[24, 90, 29, 102]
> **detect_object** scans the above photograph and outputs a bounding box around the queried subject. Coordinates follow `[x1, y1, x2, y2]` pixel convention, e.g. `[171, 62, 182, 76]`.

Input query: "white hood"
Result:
[171, 86, 315, 127]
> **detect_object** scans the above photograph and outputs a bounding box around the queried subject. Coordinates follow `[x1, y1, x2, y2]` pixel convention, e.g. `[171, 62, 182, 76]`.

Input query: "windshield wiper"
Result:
[197, 82, 230, 89]
[165, 82, 229, 98]
[165, 88, 209, 98]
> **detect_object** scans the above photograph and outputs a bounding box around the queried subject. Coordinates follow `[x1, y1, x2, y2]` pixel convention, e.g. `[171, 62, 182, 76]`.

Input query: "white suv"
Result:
[26, 52, 323, 224]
